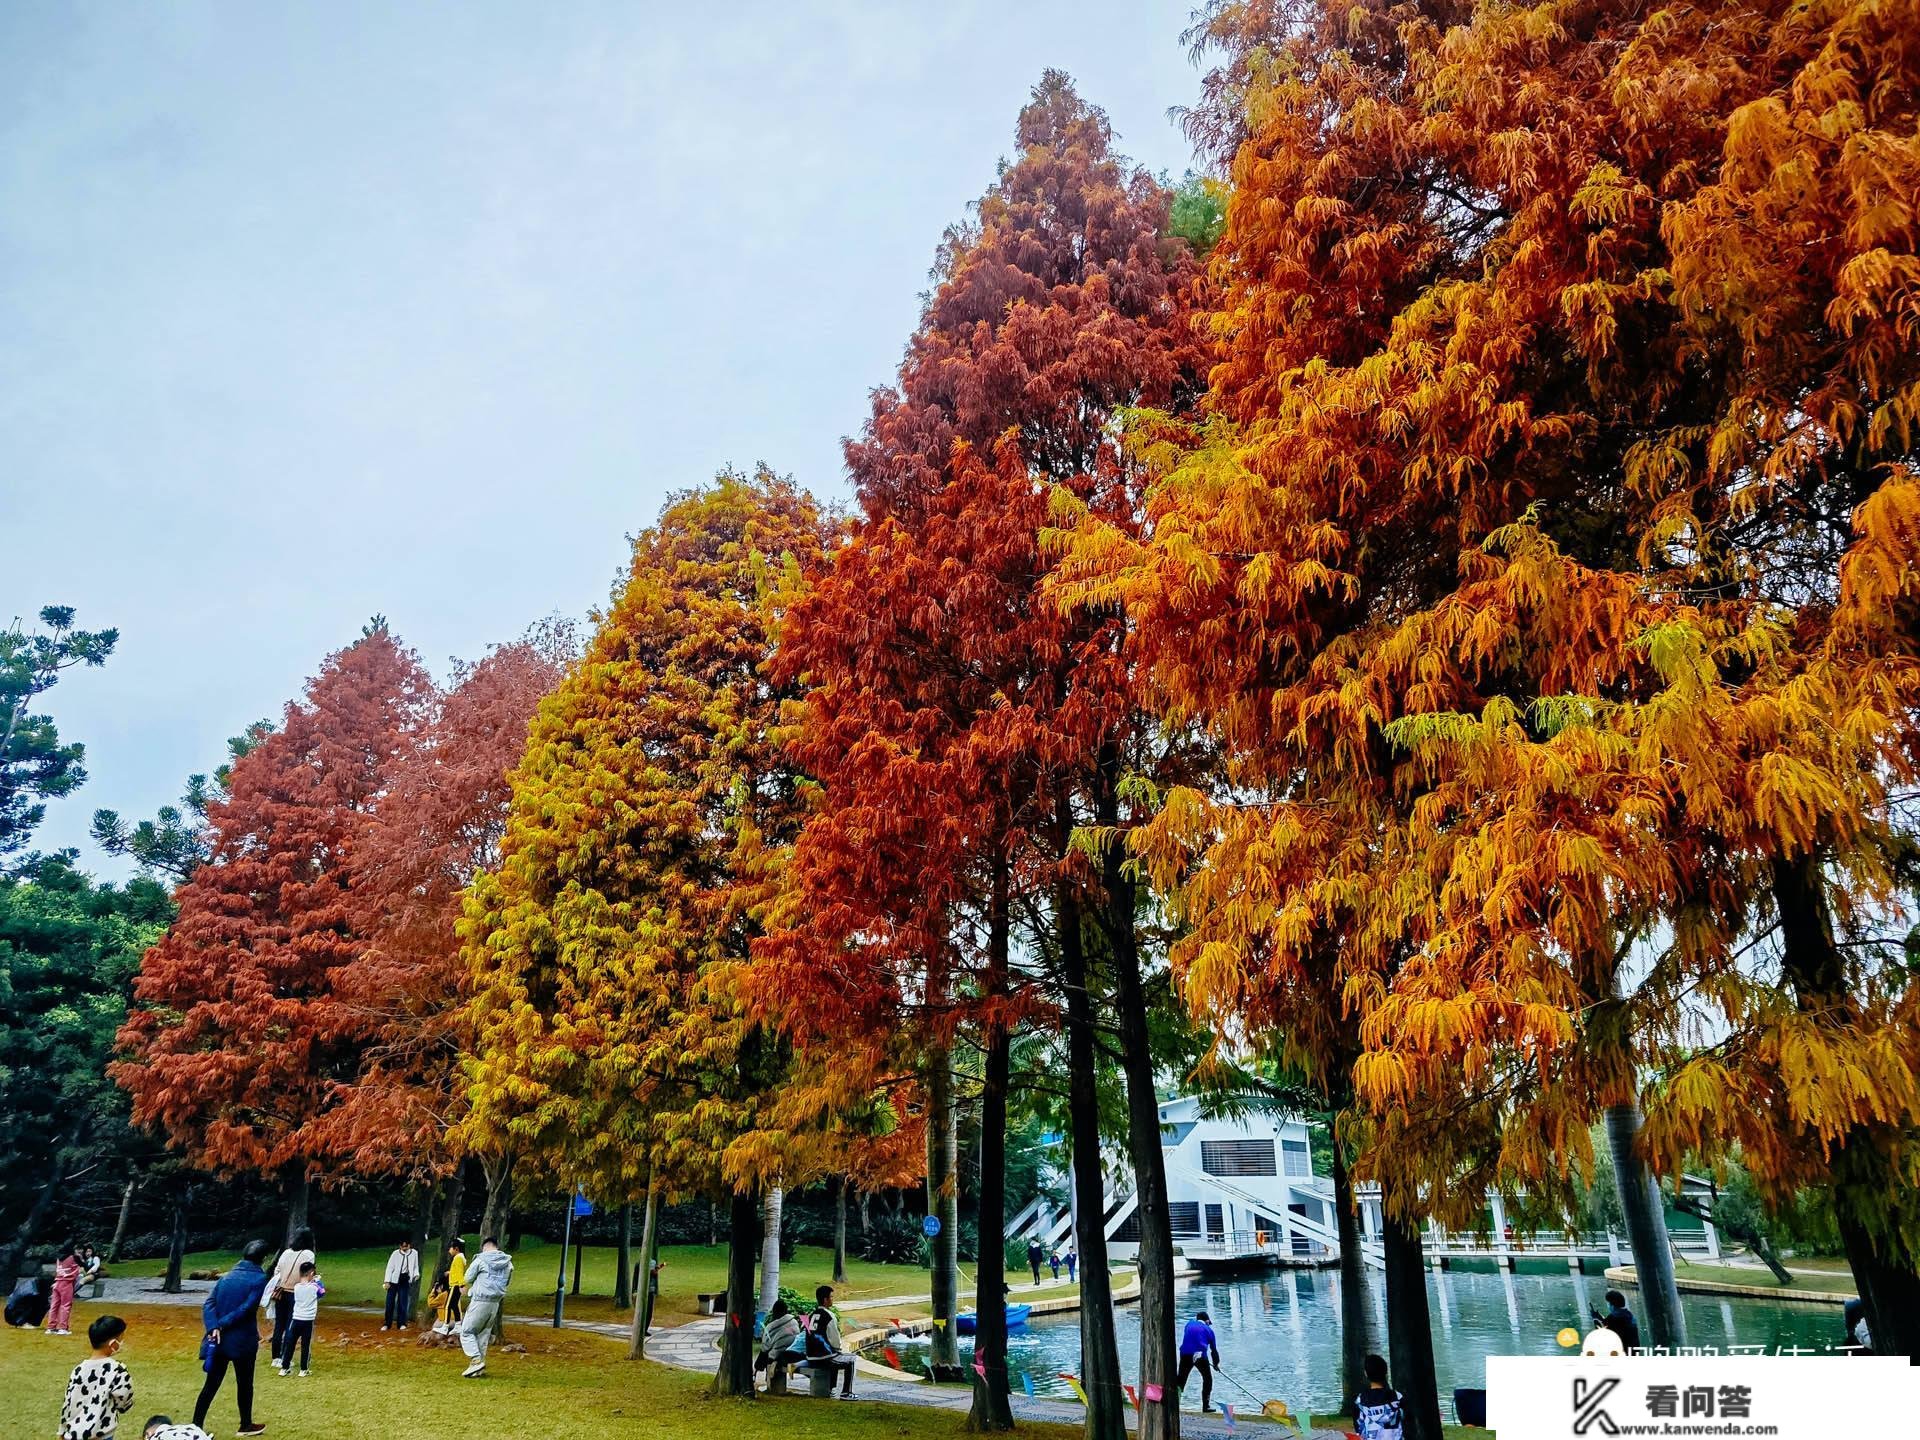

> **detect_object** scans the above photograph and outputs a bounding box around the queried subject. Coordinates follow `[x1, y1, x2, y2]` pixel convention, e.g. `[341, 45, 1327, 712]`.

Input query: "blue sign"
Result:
[922, 1214, 942, 1238]
[573, 1194, 594, 1218]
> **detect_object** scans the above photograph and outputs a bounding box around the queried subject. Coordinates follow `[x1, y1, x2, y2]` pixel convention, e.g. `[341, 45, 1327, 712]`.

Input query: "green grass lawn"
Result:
[1666, 1257, 1857, 1295]
[3, 1300, 1083, 1440]
[143, 1242, 1022, 1329]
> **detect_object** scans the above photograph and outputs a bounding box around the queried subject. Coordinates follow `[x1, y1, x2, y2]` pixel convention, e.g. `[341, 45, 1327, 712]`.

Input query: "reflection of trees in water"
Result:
[865, 1271, 1841, 1416]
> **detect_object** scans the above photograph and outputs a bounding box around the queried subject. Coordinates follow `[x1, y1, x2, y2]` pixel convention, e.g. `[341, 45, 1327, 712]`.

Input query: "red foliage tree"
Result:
[315, 623, 572, 1221]
[761, 71, 1206, 1438]
[113, 626, 431, 1235]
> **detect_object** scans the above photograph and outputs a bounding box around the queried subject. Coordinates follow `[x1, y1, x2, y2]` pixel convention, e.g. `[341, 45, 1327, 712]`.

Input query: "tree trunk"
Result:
[1098, 749, 1177, 1440]
[1836, 1174, 1920, 1362]
[708, 1199, 718, 1248]
[860, 1191, 871, 1236]
[107, 1174, 140, 1263]
[1773, 854, 1920, 1361]
[629, 1185, 661, 1358]
[615, 1203, 634, 1308]
[1670, 1194, 1792, 1284]
[715, 1188, 760, 1395]
[1382, 1211, 1443, 1440]
[479, 1152, 514, 1242]
[433, 1167, 468, 1286]
[284, 1167, 310, 1245]
[572, 1220, 585, 1296]
[1058, 876, 1126, 1440]
[1607, 1100, 1684, 1346]
[0, 1167, 65, 1287]
[928, 1043, 962, 1375]
[163, 1195, 189, 1294]
[759, 1187, 784, 1314]
[410, 1184, 433, 1261]
[833, 1176, 849, 1285]
[967, 849, 1016, 1431]
[1332, 1142, 1372, 1414]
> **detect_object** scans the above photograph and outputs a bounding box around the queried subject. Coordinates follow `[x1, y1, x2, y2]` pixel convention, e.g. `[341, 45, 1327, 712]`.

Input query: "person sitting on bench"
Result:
[757, 1299, 805, 1378]
[804, 1285, 858, 1399]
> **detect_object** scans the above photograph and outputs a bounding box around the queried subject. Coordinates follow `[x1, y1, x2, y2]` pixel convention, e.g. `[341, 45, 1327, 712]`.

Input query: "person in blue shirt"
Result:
[1177, 1309, 1221, 1412]
[193, 1240, 271, 1436]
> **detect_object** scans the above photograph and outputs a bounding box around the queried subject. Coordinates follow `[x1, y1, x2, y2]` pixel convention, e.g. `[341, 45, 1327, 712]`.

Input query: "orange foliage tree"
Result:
[1064, 0, 1920, 1395]
[113, 625, 432, 1239]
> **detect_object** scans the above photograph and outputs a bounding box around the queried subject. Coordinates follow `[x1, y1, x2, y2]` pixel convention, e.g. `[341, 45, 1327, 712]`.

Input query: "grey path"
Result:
[95, 1275, 214, 1305]
[635, 1313, 1343, 1437]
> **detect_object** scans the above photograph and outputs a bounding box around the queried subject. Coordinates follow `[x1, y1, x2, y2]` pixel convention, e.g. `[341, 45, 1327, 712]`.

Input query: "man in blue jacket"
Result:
[1177, 1309, 1222, 1413]
[193, 1240, 271, 1436]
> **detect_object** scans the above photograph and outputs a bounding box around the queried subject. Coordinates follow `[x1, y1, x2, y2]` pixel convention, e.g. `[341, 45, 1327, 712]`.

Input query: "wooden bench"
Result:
[695, 1291, 727, 1316]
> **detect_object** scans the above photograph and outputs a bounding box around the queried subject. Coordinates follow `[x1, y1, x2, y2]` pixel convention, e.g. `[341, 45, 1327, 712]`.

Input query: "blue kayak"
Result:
[956, 1303, 1031, 1336]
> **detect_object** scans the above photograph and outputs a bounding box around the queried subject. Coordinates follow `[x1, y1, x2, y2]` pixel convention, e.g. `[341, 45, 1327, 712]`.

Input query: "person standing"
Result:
[193, 1239, 270, 1437]
[59, 1315, 134, 1440]
[381, 1240, 418, 1331]
[457, 1237, 513, 1378]
[46, 1244, 83, 1335]
[1025, 1237, 1043, 1286]
[1176, 1309, 1221, 1413]
[1047, 1250, 1061, 1281]
[264, 1228, 314, 1367]
[1064, 1247, 1077, 1284]
[1591, 1289, 1641, 1352]
[441, 1240, 468, 1334]
[277, 1262, 321, 1378]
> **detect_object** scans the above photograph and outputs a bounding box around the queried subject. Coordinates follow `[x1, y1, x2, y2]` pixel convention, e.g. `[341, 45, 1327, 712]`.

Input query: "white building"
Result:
[1007, 1095, 1721, 1273]
[1009, 1095, 1339, 1267]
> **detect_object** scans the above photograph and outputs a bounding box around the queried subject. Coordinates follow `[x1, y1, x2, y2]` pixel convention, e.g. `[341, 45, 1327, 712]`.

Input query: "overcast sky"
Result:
[2, 1, 1206, 874]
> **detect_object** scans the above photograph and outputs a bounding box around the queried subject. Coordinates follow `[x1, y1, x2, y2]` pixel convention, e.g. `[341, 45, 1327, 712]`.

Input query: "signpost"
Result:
[554, 1189, 593, 1327]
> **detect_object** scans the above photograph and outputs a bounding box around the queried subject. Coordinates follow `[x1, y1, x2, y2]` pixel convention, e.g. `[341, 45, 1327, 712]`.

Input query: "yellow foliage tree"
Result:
[459, 468, 855, 1392]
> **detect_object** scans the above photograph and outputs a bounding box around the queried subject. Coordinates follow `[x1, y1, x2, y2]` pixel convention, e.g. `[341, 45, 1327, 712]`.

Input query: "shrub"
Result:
[858, 1214, 929, 1267]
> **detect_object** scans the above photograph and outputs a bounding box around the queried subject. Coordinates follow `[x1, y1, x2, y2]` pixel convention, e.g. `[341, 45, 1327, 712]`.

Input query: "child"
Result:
[278, 1261, 323, 1377]
[60, 1315, 135, 1440]
[47, 1245, 82, 1335]
[1353, 1353, 1404, 1440]
[426, 1276, 451, 1334]
[442, 1241, 467, 1333]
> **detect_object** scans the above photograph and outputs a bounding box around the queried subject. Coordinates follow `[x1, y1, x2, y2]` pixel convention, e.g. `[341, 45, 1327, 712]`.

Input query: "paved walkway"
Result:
[638, 1313, 1343, 1437]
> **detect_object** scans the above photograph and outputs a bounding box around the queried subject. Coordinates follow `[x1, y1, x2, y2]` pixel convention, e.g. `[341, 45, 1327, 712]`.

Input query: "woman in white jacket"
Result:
[381, 1240, 419, 1331]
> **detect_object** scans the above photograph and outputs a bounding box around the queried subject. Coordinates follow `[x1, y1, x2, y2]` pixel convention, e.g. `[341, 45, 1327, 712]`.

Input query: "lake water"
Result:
[875, 1266, 1844, 1421]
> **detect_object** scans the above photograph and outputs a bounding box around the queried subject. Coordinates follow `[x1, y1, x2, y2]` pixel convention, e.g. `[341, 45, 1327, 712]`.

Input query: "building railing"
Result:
[1178, 1227, 1334, 1261]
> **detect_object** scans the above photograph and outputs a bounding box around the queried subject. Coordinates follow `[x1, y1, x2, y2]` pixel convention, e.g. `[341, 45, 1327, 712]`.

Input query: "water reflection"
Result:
[878, 1267, 1845, 1420]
